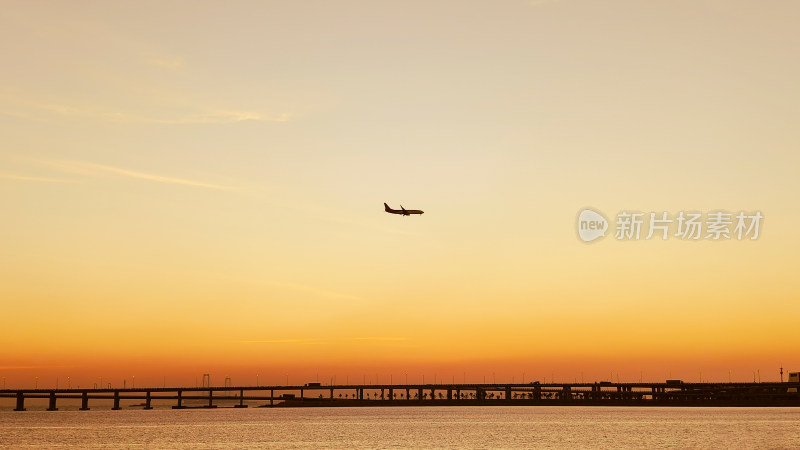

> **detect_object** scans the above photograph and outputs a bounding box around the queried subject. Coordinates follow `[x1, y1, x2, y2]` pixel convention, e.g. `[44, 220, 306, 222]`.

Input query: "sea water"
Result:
[1, 406, 799, 448]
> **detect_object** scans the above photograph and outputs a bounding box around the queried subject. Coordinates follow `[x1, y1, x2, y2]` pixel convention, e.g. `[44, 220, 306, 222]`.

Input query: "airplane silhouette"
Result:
[384, 203, 424, 216]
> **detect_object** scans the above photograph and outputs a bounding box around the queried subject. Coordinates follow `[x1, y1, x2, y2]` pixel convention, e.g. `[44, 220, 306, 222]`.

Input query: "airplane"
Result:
[384, 203, 424, 216]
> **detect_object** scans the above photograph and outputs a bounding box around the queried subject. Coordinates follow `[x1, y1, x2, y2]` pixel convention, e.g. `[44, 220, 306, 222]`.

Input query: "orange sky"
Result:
[1, 0, 799, 389]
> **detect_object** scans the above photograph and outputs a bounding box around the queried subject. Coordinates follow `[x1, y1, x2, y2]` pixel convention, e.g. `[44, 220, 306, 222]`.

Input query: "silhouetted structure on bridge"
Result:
[3, 380, 799, 411]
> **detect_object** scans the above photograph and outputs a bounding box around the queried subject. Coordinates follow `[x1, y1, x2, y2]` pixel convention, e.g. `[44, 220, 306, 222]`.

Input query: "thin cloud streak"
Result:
[265, 197, 420, 237]
[235, 336, 410, 345]
[528, 0, 565, 6]
[262, 279, 361, 301]
[162, 110, 292, 124]
[0, 365, 72, 370]
[1, 96, 291, 125]
[234, 339, 325, 345]
[349, 337, 410, 342]
[208, 271, 362, 301]
[31, 102, 292, 125]
[0, 173, 75, 183]
[35, 159, 234, 191]
[147, 57, 185, 70]
[323, 213, 420, 237]
[0, 108, 34, 120]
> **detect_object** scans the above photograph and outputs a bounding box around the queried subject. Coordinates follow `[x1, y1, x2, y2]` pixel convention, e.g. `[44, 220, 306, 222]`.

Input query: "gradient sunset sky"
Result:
[2, 0, 798, 389]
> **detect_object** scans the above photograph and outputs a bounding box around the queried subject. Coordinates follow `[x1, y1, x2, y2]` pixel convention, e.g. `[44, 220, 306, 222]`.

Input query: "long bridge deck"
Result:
[2, 382, 799, 411]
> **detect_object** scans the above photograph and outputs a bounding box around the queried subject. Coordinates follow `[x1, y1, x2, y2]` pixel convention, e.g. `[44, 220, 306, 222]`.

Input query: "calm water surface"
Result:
[1, 406, 799, 448]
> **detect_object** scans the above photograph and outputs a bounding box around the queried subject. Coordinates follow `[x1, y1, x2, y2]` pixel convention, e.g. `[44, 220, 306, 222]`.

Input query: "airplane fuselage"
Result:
[384, 203, 424, 216]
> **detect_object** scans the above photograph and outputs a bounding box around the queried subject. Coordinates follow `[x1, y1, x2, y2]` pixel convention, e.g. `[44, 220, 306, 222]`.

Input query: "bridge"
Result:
[2, 381, 799, 411]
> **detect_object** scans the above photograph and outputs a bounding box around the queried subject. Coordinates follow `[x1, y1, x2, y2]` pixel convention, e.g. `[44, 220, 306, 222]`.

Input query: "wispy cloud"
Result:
[0, 91, 291, 125]
[0, 365, 72, 370]
[28, 102, 291, 125]
[528, 0, 565, 6]
[323, 214, 420, 237]
[261, 280, 361, 300]
[234, 339, 325, 345]
[349, 337, 410, 342]
[267, 199, 420, 237]
[147, 57, 185, 70]
[0, 108, 35, 120]
[0, 173, 75, 183]
[34, 159, 234, 191]
[235, 336, 410, 345]
[36, 103, 82, 116]
[157, 110, 292, 125]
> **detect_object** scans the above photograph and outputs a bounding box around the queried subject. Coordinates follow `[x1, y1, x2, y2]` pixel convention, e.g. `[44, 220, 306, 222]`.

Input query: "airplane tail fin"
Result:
[384, 203, 391, 212]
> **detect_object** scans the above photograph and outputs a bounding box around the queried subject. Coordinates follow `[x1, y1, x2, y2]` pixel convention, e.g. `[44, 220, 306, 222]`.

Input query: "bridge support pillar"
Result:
[476, 388, 485, 401]
[330, 388, 334, 399]
[380, 388, 384, 400]
[418, 388, 423, 400]
[388, 388, 393, 400]
[447, 389, 452, 400]
[207, 390, 214, 408]
[359, 388, 364, 400]
[173, 390, 184, 409]
[430, 388, 436, 400]
[112, 391, 121, 410]
[270, 389, 274, 407]
[80, 392, 90, 410]
[300, 388, 304, 399]
[234, 389, 248, 408]
[505, 387, 511, 400]
[14, 392, 26, 411]
[47, 392, 58, 411]
[144, 392, 152, 409]
[406, 388, 410, 400]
